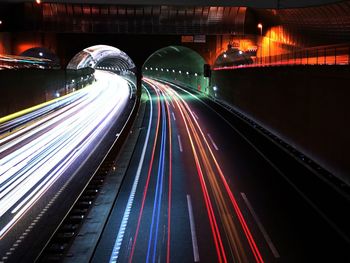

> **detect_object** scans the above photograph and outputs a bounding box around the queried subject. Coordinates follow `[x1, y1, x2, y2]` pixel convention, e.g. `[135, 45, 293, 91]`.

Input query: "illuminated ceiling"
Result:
[67, 45, 135, 71]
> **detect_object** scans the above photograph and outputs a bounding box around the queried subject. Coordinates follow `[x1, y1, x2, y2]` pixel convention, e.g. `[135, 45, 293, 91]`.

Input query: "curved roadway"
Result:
[93, 78, 350, 263]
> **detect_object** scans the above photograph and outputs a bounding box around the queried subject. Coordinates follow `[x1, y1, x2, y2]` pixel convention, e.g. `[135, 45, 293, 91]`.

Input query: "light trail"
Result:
[109, 86, 153, 263]
[173, 87, 264, 263]
[0, 71, 130, 239]
[166, 90, 173, 263]
[146, 92, 167, 263]
[169, 86, 228, 263]
[128, 83, 161, 263]
[128, 80, 174, 263]
[146, 78, 265, 263]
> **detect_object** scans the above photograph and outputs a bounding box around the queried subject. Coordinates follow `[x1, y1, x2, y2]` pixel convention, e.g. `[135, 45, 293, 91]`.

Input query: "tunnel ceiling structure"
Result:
[26, 4, 248, 35]
[143, 45, 206, 72]
[276, 1, 350, 41]
[0, 1, 349, 40]
[67, 44, 135, 71]
[0, 1, 349, 38]
[143, 45, 208, 92]
[1, 0, 344, 8]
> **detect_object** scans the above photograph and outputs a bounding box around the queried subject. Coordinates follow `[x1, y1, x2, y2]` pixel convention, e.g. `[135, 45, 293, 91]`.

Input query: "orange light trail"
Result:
[177, 92, 264, 263]
[146, 77, 265, 263]
[151, 80, 228, 263]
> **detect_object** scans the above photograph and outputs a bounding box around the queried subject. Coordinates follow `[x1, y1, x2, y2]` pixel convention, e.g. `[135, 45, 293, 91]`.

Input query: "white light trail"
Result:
[0, 71, 131, 238]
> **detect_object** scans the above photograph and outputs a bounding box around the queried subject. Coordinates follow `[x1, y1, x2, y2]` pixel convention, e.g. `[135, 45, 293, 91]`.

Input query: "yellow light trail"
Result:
[0, 85, 92, 124]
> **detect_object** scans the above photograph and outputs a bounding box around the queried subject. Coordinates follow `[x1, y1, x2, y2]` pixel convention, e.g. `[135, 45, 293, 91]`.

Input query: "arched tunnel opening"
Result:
[142, 46, 209, 94]
[67, 45, 135, 72]
[20, 47, 61, 68]
[67, 44, 137, 93]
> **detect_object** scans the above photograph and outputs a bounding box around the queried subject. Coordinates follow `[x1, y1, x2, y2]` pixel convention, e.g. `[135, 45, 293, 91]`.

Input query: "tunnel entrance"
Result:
[67, 44, 135, 72]
[142, 46, 209, 93]
[67, 44, 136, 88]
[20, 47, 60, 67]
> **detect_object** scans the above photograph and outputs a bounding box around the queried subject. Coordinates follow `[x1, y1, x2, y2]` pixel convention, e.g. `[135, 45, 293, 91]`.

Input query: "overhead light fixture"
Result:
[257, 23, 263, 36]
[36, 0, 41, 4]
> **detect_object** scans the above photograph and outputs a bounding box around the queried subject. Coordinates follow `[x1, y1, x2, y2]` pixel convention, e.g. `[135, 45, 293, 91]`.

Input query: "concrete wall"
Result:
[0, 68, 94, 117]
[211, 65, 350, 183]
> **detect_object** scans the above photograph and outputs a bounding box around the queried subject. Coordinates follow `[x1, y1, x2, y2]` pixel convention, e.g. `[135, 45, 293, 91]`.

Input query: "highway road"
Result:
[93, 78, 350, 263]
[0, 71, 132, 262]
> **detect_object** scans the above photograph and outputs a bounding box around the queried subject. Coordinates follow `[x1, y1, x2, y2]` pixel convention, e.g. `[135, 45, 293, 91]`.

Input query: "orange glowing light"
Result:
[257, 23, 263, 29]
[36, 0, 41, 4]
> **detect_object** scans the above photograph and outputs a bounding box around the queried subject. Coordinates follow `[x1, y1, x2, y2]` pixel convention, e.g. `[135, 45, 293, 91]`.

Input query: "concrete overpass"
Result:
[0, 0, 344, 8]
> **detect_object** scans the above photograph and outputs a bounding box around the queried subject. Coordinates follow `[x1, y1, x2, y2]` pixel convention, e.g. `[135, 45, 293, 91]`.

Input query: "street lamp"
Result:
[257, 23, 263, 36]
[257, 23, 263, 64]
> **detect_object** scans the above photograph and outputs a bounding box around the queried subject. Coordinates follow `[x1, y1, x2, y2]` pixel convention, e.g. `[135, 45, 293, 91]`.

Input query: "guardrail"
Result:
[214, 43, 350, 71]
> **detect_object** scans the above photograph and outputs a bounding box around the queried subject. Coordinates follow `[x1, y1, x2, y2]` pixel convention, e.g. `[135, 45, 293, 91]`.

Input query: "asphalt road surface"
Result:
[93, 78, 349, 263]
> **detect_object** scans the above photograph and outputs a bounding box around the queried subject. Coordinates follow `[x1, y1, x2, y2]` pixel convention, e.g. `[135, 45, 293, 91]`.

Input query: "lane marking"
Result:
[186, 194, 200, 262]
[109, 86, 153, 263]
[207, 133, 219, 151]
[177, 135, 183, 152]
[128, 81, 162, 263]
[192, 111, 199, 120]
[240, 192, 280, 258]
[172, 112, 176, 121]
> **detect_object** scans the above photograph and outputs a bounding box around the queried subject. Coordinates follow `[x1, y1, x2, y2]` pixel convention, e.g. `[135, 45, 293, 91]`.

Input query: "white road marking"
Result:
[240, 192, 280, 258]
[207, 133, 219, 151]
[109, 86, 153, 263]
[192, 111, 199, 120]
[186, 194, 200, 262]
[170, 99, 175, 109]
[177, 135, 183, 152]
[172, 112, 176, 121]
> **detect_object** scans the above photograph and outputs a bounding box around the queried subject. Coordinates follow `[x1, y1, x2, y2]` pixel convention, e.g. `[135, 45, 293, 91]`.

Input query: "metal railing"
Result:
[213, 43, 350, 71]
